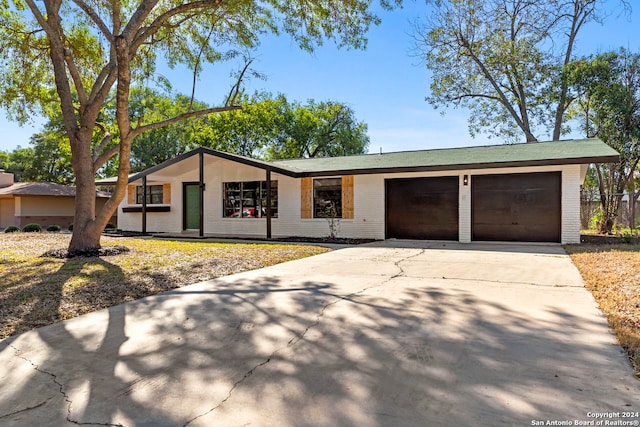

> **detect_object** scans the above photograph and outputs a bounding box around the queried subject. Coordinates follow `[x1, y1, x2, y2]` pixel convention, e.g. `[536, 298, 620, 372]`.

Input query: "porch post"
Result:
[141, 176, 147, 235]
[199, 151, 204, 238]
[266, 169, 272, 239]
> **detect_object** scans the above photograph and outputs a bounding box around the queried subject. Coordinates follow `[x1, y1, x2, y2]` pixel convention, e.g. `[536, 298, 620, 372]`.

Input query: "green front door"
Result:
[184, 183, 200, 230]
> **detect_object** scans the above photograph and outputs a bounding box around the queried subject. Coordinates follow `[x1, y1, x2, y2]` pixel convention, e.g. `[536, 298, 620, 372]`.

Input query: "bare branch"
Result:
[458, 35, 537, 141]
[226, 57, 253, 107]
[448, 93, 502, 102]
[190, 27, 216, 111]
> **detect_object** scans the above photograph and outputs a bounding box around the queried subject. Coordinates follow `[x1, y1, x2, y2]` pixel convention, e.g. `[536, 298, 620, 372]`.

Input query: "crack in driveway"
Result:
[0, 398, 50, 421]
[4, 342, 123, 427]
[183, 248, 425, 426]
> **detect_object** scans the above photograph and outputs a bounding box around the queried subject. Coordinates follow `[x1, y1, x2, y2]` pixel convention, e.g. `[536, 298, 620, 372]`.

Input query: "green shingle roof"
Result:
[97, 138, 619, 184]
[271, 138, 619, 176]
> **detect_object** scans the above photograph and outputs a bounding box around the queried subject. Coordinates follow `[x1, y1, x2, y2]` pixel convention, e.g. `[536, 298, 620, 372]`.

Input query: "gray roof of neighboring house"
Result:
[96, 138, 619, 183]
[0, 182, 112, 198]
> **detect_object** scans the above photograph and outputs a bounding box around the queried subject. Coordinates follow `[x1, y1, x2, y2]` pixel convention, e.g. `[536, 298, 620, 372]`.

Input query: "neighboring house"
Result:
[0, 170, 115, 229]
[99, 138, 618, 244]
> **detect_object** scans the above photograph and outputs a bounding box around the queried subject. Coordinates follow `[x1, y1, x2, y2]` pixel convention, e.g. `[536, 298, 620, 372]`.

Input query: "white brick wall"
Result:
[117, 158, 585, 243]
[459, 175, 472, 243]
[561, 164, 582, 244]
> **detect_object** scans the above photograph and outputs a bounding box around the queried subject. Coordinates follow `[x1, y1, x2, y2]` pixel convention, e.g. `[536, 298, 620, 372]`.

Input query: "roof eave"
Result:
[125, 147, 299, 184]
[296, 155, 620, 177]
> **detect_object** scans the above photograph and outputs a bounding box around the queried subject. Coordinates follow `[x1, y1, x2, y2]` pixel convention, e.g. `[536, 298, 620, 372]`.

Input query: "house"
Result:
[101, 138, 619, 244]
[0, 170, 115, 229]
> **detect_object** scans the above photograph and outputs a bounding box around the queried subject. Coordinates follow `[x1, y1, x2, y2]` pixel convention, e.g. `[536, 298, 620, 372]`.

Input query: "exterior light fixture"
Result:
[463, 175, 469, 186]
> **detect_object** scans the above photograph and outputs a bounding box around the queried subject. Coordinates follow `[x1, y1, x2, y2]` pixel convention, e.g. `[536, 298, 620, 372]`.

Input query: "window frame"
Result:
[313, 178, 342, 219]
[136, 184, 164, 205]
[223, 180, 278, 219]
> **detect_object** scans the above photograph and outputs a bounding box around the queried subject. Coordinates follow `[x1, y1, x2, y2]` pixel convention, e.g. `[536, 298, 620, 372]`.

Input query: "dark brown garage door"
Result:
[472, 172, 561, 242]
[386, 176, 459, 240]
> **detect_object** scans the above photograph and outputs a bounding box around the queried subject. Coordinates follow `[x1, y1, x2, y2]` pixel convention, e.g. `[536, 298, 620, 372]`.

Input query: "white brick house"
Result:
[100, 138, 618, 244]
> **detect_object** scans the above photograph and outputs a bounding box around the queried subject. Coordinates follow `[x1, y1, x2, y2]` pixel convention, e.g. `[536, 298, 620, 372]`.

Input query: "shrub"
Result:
[3, 225, 20, 233]
[68, 224, 74, 231]
[23, 223, 42, 233]
[46, 224, 62, 232]
[105, 222, 116, 230]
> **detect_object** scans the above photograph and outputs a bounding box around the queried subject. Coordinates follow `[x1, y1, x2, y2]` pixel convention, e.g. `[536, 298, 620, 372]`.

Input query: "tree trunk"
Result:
[68, 131, 108, 255]
[631, 188, 638, 235]
[598, 216, 615, 234]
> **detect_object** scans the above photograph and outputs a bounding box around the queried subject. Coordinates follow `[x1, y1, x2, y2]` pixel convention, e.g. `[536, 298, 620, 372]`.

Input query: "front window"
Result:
[223, 181, 277, 218]
[314, 178, 342, 218]
[136, 185, 163, 204]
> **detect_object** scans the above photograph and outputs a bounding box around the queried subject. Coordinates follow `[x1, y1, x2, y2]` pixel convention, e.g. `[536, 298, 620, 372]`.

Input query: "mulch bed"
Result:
[275, 236, 377, 245]
[580, 234, 640, 245]
[41, 245, 131, 259]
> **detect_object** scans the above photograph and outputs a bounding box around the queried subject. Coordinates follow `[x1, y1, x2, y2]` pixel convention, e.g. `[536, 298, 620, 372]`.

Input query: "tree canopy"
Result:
[0, 0, 397, 254]
[1, 90, 370, 177]
[413, 0, 626, 143]
[565, 48, 640, 232]
[193, 93, 369, 161]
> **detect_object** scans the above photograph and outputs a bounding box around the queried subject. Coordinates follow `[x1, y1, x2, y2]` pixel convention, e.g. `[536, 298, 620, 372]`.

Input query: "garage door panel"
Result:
[472, 172, 561, 242]
[386, 177, 458, 240]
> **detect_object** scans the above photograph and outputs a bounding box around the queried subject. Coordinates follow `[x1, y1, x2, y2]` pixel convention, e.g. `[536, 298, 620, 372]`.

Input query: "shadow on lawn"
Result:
[1, 243, 640, 426]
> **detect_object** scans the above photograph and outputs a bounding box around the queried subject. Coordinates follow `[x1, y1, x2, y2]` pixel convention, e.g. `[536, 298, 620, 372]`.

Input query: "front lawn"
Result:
[565, 244, 640, 377]
[0, 233, 329, 339]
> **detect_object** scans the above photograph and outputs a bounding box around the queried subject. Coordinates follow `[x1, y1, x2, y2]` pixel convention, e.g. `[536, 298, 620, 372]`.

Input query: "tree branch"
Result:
[93, 144, 120, 173]
[190, 26, 216, 111]
[92, 122, 114, 161]
[449, 93, 502, 102]
[130, 105, 241, 139]
[25, 0, 80, 138]
[112, 0, 122, 35]
[121, 0, 160, 43]
[71, 0, 114, 41]
[130, 0, 222, 53]
[22, 0, 52, 34]
[226, 57, 253, 107]
[63, 47, 89, 105]
[459, 35, 537, 141]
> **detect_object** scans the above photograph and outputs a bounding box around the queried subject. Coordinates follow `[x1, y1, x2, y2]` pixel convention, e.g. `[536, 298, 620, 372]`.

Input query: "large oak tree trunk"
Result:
[68, 132, 108, 255]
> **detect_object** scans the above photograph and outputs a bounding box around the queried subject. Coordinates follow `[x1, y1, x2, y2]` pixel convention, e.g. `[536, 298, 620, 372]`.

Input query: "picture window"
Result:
[223, 181, 278, 218]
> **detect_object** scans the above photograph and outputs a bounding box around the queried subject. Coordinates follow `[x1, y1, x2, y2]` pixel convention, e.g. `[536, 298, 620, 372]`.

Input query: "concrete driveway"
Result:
[1, 241, 639, 426]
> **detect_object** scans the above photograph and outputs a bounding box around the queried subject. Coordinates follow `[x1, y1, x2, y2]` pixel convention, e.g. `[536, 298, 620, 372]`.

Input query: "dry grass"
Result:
[565, 244, 640, 376]
[0, 233, 330, 339]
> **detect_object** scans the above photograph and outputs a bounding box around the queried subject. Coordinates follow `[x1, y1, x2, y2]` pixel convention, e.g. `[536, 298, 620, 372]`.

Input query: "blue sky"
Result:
[1, 0, 638, 154]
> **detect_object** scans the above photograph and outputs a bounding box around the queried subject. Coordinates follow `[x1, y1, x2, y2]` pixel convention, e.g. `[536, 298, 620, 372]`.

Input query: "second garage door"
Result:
[386, 176, 459, 240]
[472, 172, 561, 242]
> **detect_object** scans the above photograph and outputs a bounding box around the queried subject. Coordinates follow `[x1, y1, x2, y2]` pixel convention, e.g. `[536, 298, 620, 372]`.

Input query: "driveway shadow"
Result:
[0, 257, 177, 425]
[1, 247, 639, 426]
